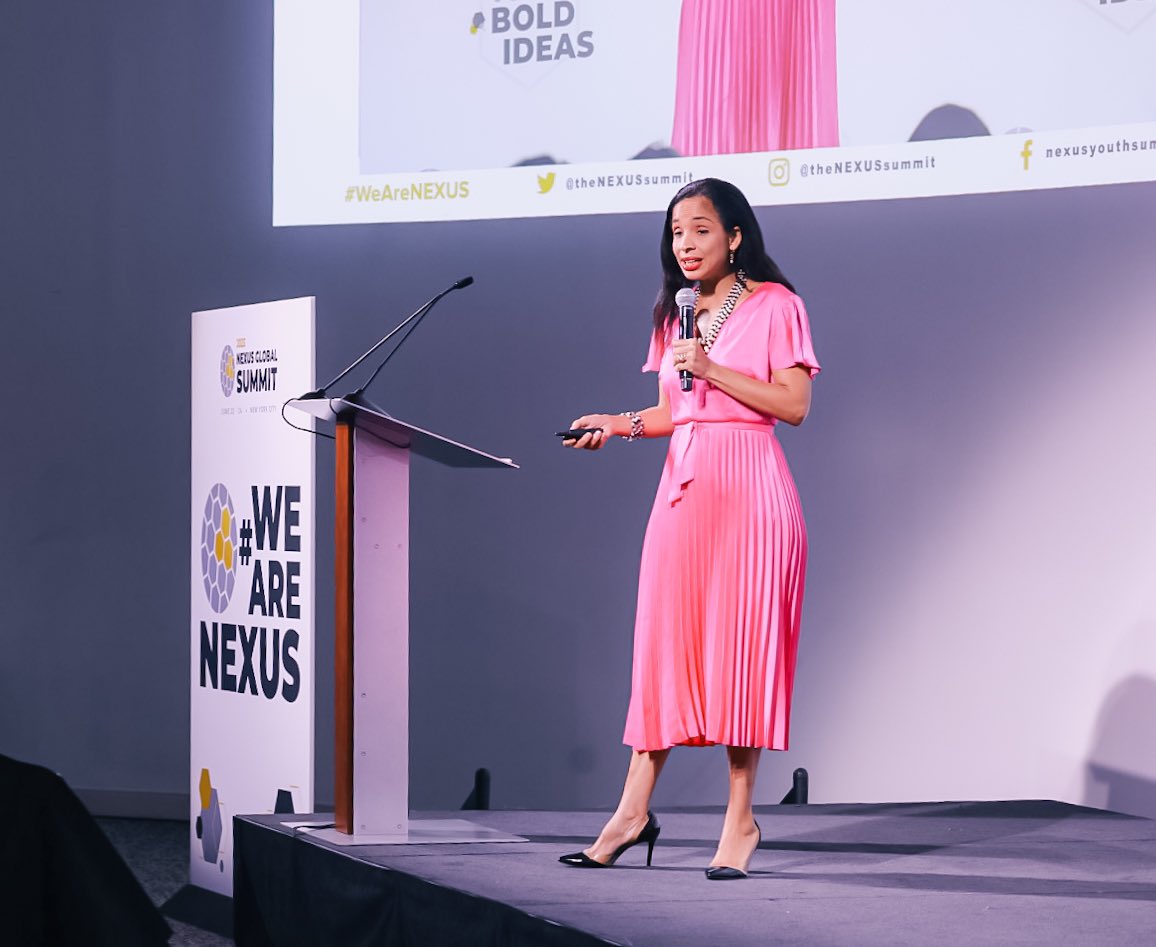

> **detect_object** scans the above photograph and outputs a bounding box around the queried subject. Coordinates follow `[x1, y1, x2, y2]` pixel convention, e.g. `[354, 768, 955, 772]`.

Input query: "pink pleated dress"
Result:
[622, 282, 820, 752]
[670, 0, 840, 156]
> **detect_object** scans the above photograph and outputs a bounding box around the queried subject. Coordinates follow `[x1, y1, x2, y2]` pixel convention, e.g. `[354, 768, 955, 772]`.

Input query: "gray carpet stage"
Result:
[233, 802, 1156, 946]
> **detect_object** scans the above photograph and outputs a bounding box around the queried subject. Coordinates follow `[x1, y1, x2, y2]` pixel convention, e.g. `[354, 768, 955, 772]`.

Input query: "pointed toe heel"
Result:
[705, 820, 761, 880]
[704, 865, 747, 880]
[558, 851, 606, 868]
[559, 811, 661, 869]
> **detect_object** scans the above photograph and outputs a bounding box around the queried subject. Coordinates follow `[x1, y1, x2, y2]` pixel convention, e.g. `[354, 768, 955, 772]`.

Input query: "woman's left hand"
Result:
[671, 338, 712, 380]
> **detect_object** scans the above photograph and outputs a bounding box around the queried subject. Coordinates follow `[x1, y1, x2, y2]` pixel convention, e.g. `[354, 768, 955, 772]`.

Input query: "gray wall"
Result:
[3, 2, 1155, 817]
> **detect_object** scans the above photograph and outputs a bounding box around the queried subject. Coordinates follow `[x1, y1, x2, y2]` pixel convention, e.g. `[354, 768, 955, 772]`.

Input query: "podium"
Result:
[288, 396, 524, 845]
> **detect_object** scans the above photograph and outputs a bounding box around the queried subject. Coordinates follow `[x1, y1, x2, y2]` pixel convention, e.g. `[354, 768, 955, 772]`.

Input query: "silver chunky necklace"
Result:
[696, 270, 748, 353]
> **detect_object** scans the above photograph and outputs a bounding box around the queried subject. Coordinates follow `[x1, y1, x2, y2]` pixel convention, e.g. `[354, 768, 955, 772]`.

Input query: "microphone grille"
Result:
[674, 288, 697, 308]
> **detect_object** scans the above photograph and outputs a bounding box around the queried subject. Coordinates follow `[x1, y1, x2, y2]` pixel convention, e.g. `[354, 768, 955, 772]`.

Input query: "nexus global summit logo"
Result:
[219, 346, 235, 398]
[200, 483, 238, 613]
[218, 339, 280, 398]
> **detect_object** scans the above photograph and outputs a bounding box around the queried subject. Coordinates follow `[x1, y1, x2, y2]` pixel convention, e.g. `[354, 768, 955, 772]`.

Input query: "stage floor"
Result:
[234, 801, 1156, 946]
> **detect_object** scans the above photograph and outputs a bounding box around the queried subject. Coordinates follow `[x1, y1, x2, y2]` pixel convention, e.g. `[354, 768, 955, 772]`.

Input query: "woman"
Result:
[559, 178, 819, 879]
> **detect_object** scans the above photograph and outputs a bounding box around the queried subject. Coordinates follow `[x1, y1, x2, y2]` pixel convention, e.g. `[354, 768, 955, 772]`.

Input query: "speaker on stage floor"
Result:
[0, 754, 170, 947]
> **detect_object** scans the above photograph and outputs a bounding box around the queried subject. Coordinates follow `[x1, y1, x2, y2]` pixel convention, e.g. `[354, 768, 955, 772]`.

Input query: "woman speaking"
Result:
[559, 178, 819, 879]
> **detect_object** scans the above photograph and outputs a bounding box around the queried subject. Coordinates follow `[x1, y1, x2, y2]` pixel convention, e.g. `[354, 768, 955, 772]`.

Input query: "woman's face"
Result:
[670, 195, 739, 285]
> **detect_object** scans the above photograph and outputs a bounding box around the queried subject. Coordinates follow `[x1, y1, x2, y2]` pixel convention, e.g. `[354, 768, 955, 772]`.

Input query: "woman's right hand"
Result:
[562, 413, 626, 450]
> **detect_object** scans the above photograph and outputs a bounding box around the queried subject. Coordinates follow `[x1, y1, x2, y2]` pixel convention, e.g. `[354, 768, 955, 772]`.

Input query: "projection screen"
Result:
[273, 0, 1156, 226]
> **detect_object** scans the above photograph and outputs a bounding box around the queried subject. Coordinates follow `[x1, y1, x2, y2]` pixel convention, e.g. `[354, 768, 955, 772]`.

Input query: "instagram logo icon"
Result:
[768, 158, 791, 187]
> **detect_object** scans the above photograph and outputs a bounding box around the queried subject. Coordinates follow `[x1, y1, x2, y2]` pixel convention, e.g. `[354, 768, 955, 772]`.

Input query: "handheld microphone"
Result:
[675, 287, 696, 392]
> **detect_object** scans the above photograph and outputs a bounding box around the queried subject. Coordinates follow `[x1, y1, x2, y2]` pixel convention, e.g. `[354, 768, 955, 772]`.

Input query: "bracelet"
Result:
[620, 411, 645, 442]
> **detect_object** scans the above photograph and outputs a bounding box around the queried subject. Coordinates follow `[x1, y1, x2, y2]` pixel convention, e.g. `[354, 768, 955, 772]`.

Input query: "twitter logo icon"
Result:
[537, 172, 556, 194]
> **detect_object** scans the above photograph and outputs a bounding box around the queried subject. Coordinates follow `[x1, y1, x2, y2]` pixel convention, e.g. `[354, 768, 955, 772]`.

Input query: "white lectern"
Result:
[289, 396, 523, 846]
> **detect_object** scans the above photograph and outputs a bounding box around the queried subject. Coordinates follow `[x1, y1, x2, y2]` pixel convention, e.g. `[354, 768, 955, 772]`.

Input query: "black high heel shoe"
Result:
[704, 820, 761, 880]
[558, 811, 661, 868]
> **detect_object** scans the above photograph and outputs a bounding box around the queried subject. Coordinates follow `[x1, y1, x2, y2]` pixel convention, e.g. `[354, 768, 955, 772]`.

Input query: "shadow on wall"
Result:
[1084, 672, 1156, 819]
[909, 104, 990, 141]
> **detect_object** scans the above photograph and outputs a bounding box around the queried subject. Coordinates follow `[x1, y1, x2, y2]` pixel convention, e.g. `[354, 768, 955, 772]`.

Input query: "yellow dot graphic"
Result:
[199, 768, 213, 810]
[212, 508, 233, 566]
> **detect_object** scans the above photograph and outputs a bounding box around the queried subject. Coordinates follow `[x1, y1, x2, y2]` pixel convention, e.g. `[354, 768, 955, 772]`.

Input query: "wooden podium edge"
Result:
[334, 417, 355, 834]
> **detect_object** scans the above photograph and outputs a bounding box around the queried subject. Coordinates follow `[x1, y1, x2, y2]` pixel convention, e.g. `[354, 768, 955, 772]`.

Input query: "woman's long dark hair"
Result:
[653, 178, 795, 336]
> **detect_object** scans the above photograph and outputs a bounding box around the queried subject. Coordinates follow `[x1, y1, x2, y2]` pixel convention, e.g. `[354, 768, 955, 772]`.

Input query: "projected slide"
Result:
[358, 2, 683, 174]
[273, 0, 1156, 226]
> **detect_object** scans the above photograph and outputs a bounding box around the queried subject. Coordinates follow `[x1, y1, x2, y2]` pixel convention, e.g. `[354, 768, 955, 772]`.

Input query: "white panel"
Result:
[189, 297, 315, 895]
[796, 278, 1156, 815]
[351, 429, 410, 834]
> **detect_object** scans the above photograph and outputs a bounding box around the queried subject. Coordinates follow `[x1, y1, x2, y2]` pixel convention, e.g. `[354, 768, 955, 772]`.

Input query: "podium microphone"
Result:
[345, 276, 473, 404]
[675, 287, 696, 392]
[295, 276, 474, 402]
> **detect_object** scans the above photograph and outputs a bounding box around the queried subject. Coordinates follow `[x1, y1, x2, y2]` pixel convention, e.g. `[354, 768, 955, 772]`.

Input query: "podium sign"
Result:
[190, 298, 316, 893]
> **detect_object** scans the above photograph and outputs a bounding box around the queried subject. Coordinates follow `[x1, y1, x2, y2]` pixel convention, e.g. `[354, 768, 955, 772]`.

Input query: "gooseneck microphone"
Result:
[295, 276, 474, 403]
[347, 276, 473, 404]
[675, 287, 697, 392]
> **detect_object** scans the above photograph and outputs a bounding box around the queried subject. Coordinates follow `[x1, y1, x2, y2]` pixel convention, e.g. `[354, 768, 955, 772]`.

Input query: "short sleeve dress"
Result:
[622, 281, 820, 751]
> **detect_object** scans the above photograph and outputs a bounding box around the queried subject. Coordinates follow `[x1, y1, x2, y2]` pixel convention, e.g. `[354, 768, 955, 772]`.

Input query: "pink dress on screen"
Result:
[622, 281, 820, 751]
[671, 0, 839, 156]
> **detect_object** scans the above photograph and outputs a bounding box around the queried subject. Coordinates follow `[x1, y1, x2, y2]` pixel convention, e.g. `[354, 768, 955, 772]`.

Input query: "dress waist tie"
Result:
[667, 420, 776, 503]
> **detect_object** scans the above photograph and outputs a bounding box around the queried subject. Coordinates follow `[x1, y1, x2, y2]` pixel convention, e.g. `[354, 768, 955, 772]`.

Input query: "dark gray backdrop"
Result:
[3, 2, 1154, 815]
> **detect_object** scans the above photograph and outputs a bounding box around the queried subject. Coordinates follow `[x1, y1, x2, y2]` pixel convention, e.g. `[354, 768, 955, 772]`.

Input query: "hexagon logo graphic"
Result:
[220, 345, 236, 397]
[195, 767, 225, 868]
[200, 483, 238, 613]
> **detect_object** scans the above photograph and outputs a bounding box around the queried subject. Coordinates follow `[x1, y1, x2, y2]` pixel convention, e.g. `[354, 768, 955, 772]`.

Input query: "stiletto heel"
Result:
[705, 820, 761, 880]
[559, 811, 661, 868]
